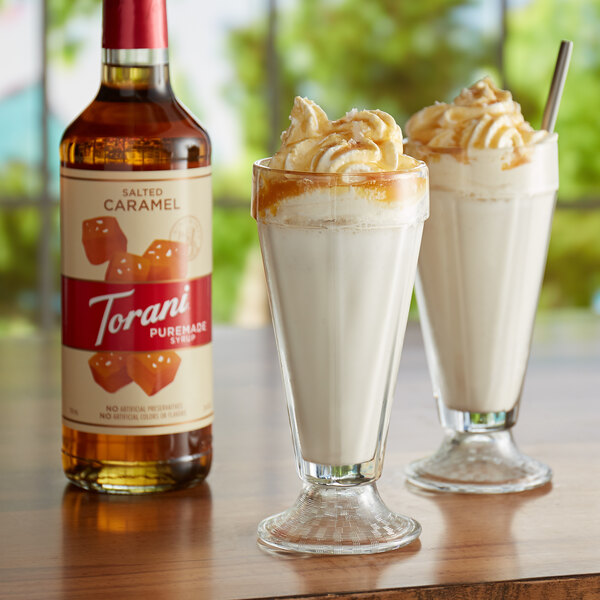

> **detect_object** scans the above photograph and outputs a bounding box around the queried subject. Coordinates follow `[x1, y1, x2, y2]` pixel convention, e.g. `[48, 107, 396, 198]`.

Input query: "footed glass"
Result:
[405, 138, 558, 494]
[252, 159, 428, 553]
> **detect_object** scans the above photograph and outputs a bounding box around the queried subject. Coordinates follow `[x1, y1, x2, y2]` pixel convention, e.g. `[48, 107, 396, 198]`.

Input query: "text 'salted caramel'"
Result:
[60, 0, 212, 493]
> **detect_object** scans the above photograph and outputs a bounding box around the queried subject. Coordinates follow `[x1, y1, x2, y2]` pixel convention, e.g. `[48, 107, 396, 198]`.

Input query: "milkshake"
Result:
[253, 97, 427, 553]
[404, 78, 557, 493]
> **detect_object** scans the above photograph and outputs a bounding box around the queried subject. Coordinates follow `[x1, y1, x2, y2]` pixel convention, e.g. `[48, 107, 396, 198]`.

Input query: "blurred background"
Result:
[0, 0, 599, 336]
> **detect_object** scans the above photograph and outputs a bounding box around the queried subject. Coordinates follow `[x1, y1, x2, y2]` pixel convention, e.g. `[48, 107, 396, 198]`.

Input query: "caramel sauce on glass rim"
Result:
[252, 158, 429, 220]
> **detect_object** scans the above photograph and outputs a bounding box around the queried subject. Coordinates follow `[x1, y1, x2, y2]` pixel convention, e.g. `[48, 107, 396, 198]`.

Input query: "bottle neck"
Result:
[100, 0, 171, 95]
[101, 48, 171, 94]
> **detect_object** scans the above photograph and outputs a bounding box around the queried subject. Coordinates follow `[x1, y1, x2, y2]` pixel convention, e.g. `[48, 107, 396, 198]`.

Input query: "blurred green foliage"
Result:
[229, 0, 495, 161]
[543, 211, 600, 309]
[0, 163, 42, 323]
[47, 0, 101, 63]
[0, 162, 40, 197]
[0, 207, 41, 311]
[503, 0, 600, 308]
[213, 206, 257, 322]
[505, 0, 600, 200]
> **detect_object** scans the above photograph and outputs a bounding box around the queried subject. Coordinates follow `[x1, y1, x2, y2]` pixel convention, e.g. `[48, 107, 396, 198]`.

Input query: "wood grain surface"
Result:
[0, 316, 599, 600]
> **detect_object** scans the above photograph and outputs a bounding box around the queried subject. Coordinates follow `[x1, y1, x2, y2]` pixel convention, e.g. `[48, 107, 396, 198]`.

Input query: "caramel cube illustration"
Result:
[105, 252, 151, 282]
[82, 217, 127, 265]
[89, 352, 132, 393]
[127, 351, 182, 396]
[143, 239, 188, 281]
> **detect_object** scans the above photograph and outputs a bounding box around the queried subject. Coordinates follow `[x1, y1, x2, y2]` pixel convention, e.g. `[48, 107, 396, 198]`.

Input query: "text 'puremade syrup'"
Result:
[60, 0, 212, 493]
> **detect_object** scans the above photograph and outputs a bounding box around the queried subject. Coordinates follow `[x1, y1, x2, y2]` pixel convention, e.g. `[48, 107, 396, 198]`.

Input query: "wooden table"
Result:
[1, 316, 599, 599]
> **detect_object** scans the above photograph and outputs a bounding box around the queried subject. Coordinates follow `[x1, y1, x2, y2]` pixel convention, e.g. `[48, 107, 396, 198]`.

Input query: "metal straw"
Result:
[541, 40, 573, 133]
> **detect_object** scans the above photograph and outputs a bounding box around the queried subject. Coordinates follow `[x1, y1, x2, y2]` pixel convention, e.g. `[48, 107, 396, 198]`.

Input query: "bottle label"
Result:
[60, 167, 213, 436]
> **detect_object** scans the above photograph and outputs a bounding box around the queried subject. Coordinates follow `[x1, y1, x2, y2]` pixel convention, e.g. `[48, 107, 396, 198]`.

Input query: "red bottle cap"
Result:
[102, 0, 168, 49]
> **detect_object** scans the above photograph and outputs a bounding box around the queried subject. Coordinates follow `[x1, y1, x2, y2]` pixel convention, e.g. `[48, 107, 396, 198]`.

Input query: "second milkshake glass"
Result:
[405, 137, 558, 494]
[252, 159, 428, 553]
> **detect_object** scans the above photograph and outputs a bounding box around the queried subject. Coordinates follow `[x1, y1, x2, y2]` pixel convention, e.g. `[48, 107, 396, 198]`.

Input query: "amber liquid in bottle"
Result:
[60, 57, 212, 492]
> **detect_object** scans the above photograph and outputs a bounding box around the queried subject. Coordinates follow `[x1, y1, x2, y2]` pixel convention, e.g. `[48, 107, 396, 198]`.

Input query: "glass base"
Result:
[405, 428, 552, 494]
[257, 482, 421, 555]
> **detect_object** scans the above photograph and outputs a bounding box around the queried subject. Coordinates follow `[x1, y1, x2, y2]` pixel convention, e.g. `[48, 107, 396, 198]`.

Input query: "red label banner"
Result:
[62, 275, 211, 351]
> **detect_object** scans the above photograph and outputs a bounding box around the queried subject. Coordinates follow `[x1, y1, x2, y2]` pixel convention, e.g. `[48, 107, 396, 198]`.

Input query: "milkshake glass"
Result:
[405, 131, 558, 494]
[252, 158, 428, 553]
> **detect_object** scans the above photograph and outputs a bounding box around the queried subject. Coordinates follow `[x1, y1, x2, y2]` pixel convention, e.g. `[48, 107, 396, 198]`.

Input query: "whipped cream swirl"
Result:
[270, 97, 417, 173]
[406, 77, 549, 149]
